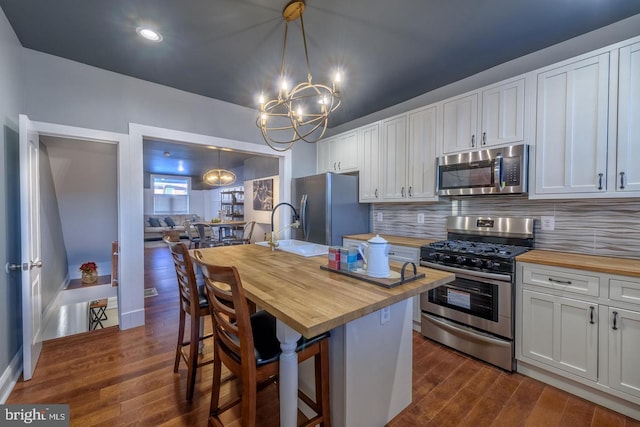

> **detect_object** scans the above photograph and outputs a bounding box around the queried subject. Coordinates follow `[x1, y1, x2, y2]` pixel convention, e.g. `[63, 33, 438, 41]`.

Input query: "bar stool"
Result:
[165, 238, 213, 401]
[193, 251, 331, 427]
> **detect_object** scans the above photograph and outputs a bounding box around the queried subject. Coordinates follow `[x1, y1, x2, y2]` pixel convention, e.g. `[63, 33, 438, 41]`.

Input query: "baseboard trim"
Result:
[119, 308, 145, 330]
[0, 348, 22, 404]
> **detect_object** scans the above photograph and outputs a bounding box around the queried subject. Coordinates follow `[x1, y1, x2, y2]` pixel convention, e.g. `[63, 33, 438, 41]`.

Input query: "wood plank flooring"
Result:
[7, 247, 640, 426]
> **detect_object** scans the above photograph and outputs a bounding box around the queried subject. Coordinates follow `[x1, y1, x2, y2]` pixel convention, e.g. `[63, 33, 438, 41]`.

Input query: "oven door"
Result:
[437, 158, 497, 196]
[420, 266, 513, 339]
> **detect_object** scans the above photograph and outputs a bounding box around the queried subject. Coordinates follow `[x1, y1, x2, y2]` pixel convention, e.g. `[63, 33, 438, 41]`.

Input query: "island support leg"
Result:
[276, 320, 302, 427]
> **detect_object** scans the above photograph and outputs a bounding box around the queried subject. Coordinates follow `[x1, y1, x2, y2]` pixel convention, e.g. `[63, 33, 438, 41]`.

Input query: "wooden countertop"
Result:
[517, 250, 640, 278]
[343, 234, 436, 248]
[193, 244, 454, 338]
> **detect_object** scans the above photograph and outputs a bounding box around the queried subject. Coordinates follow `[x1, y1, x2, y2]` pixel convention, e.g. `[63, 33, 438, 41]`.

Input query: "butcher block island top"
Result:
[517, 250, 640, 278]
[193, 243, 454, 338]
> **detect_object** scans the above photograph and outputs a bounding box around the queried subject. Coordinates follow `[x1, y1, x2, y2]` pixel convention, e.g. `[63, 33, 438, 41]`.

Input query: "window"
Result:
[152, 174, 190, 215]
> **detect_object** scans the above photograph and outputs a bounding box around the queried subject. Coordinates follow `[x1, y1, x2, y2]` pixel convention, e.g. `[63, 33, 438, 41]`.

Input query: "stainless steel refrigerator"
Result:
[291, 173, 370, 246]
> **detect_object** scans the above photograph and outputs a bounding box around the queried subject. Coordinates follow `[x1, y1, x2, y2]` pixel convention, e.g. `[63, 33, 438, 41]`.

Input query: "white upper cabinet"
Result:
[442, 93, 478, 153]
[481, 79, 525, 147]
[381, 115, 408, 200]
[442, 78, 525, 154]
[534, 53, 610, 195]
[380, 107, 439, 202]
[317, 131, 359, 174]
[407, 106, 438, 200]
[616, 42, 640, 192]
[358, 123, 381, 202]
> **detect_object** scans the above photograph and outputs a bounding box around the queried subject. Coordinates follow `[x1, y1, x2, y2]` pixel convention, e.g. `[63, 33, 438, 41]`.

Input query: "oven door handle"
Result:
[422, 313, 510, 346]
[420, 261, 512, 283]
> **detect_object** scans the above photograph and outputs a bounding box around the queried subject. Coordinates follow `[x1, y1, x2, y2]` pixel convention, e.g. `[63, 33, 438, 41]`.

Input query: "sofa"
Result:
[144, 214, 200, 241]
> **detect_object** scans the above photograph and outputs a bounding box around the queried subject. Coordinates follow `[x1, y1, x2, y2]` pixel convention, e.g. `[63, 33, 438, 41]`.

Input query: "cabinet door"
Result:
[521, 290, 598, 381]
[608, 307, 640, 398]
[381, 116, 408, 200]
[442, 93, 478, 154]
[407, 106, 438, 200]
[480, 79, 525, 147]
[535, 53, 609, 195]
[330, 131, 358, 172]
[616, 42, 640, 192]
[359, 123, 381, 202]
[317, 138, 330, 173]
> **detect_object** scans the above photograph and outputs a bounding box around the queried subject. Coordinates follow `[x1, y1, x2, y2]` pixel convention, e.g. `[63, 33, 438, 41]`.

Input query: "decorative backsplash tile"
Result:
[372, 196, 640, 259]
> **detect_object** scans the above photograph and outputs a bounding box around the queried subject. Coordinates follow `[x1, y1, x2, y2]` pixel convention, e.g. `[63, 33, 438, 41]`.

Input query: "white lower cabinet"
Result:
[607, 306, 640, 398]
[518, 261, 640, 416]
[521, 289, 598, 381]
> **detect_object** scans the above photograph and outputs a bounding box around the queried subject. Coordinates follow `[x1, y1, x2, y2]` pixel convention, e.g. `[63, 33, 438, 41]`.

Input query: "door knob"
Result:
[29, 260, 43, 270]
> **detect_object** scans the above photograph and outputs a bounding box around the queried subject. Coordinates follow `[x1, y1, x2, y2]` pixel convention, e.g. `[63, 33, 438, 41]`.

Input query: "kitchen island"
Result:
[194, 243, 454, 427]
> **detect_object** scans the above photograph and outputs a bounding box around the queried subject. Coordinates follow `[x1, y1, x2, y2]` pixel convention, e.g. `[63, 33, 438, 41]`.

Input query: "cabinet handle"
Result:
[482, 132, 487, 146]
[375, 188, 378, 198]
[598, 173, 603, 190]
[388, 252, 396, 256]
[620, 172, 625, 190]
[401, 187, 405, 197]
[408, 186, 413, 197]
[333, 162, 337, 171]
[589, 306, 595, 324]
[612, 311, 619, 330]
[471, 134, 476, 147]
[548, 277, 572, 285]
[338, 161, 341, 170]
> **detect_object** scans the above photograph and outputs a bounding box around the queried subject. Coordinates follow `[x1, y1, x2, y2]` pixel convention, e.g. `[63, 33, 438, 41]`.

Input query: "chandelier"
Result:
[257, 0, 342, 152]
[203, 150, 236, 186]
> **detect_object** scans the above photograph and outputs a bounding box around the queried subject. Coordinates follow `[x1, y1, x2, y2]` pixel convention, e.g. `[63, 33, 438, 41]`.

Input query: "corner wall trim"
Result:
[119, 309, 145, 330]
[0, 348, 23, 403]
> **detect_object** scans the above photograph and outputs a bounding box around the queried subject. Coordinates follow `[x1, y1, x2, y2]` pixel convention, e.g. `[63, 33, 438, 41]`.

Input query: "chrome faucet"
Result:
[269, 202, 300, 250]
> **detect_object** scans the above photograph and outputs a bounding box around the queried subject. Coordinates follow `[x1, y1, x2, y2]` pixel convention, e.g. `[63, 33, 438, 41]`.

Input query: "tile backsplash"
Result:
[371, 196, 640, 259]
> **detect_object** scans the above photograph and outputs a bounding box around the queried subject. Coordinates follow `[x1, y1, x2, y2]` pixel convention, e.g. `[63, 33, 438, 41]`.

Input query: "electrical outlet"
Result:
[417, 213, 425, 224]
[376, 212, 383, 222]
[541, 216, 555, 231]
[380, 307, 390, 324]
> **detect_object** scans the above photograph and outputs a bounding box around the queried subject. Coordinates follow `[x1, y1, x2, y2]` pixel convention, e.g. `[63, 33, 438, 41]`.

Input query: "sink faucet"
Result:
[269, 202, 300, 251]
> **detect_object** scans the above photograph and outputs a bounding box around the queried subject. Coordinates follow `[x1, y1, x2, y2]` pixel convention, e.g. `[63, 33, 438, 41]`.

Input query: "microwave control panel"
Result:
[502, 157, 521, 185]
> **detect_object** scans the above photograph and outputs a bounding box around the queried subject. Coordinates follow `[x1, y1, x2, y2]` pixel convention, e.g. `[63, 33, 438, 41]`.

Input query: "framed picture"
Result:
[253, 179, 273, 211]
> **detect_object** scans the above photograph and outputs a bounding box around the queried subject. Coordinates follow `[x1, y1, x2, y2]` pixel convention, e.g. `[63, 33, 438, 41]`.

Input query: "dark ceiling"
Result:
[2, 0, 640, 129]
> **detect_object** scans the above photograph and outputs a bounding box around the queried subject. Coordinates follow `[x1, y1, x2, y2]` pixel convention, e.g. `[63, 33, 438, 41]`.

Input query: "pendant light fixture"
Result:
[203, 149, 236, 186]
[257, 0, 342, 152]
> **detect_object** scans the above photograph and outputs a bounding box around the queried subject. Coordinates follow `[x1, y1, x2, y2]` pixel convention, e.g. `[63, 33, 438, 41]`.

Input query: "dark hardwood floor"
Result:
[7, 247, 640, 426]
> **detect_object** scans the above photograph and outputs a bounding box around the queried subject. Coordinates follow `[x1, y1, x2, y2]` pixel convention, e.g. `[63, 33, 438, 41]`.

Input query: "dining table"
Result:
[193, 243, 454, 427]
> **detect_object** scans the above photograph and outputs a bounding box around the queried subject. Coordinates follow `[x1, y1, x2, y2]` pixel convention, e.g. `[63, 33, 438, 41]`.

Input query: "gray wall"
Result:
[20, 48, 316, 176]
[41, 137, 118, 277]
[38, 144, 69, 311]
[244, 155, 279, 181]
[0, 6, 23, 401]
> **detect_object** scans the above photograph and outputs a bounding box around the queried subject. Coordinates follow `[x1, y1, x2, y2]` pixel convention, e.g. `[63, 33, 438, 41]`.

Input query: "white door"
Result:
[480, 79, 525, 147]
[407, 106, 438, 200]
[359, 123, 381, 202]
[381, 115, 408, 200]
[616, 42, 640, 192]
[19, 114, 43, 381]
[608, 307, 640, 398]
[442, 93, 478, 154]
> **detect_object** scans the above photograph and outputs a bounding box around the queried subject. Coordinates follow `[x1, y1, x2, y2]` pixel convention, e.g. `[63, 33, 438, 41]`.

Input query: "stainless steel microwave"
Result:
[437, 144, 528, 196]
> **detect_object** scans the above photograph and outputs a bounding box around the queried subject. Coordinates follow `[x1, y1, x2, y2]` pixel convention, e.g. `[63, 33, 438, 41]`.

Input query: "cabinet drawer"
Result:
[521, 264, 600, 297]
[610, 278, 640, 305]
[388, 245, 419, 264]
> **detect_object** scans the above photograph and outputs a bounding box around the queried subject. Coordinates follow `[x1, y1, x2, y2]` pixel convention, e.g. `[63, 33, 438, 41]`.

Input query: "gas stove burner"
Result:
[429, 240, 530, 259]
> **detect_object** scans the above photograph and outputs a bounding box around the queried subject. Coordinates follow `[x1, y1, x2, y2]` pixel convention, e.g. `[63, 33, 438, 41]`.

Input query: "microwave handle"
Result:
[494, 154, 504, 191]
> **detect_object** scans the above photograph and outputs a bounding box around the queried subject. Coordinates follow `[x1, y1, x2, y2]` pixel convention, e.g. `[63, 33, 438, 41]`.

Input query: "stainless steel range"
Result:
[420, 216, 534, 371]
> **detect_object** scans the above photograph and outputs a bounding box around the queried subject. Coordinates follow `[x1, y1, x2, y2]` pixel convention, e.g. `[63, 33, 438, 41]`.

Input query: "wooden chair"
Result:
[165, 238, 213, 400]
[193, 251, 331, 427]
[183, 220, 202, 249]
[195, 223, 225, 248]
[222, 221, 256, 246]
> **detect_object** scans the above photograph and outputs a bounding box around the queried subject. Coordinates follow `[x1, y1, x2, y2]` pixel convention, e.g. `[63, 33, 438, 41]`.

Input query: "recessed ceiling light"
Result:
[136, 27, 163, 42]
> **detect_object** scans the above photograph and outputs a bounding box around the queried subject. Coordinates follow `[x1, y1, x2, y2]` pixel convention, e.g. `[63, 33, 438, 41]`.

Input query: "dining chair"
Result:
[183, 220, 202, 249]
[165, 238, 213, 401]
[222, 221, 256, 245]
[196, 223, 225, 248]
[193, 251, 331, 427]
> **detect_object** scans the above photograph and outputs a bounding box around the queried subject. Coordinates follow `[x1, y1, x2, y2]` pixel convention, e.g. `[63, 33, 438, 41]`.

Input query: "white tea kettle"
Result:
[358, 234, 390, 278]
